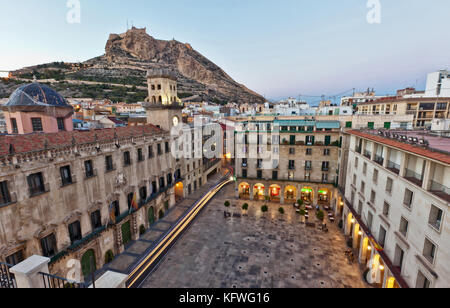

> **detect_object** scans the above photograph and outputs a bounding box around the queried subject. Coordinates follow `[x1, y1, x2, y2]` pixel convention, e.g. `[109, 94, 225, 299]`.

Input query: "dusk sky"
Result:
[1, 0, 449, 100]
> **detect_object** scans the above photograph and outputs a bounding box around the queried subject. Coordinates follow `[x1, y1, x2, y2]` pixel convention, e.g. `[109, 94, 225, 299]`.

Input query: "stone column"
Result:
[249, 185, 254, 200]
[10, 255, 50, 288]
[90, 271, 129, 288]
[422, 160, 433, 191]
[280, 185, 285, 204]
[383, 147, 389, 168]
[399, 152, 407, 177]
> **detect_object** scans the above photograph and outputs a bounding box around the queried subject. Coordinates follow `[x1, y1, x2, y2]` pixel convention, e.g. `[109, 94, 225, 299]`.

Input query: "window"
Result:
[386, 177, 393, 194]
[322, 173, 329, 183]
[394, 245, 405, 273]
[423, 238, 436, 264]
[5, 250, 24, 266]
[361, 181, 365, 195]
[139, 186, 147, 202]
[112, 201, 120, 218]
[148, 146, 154, 158]
[167, 174, 173, 186]
[378, 226, 387, 247]
[84, 160, 94, 178]
[289, 148, 295, 155]
[353, 174, 357, 186]
[428, 205, 443, 231]
[288, 172, 294, 181]
[363, 162, 367, 175]
[305, 161, 312, 170]
[242, 158, 248, 167]
[127, 193, 134, 210]
[138, 149, 144, 162]
[403, 189, 414, 208]
[358, 201, 363, 215]
[60, 166, 73, 186]
[68, 221, 82, 244]
[306, 149, 312, 156]
[322, 161, 330, 171]
[10, 118, 18, 133]
[123, 151, 131, 166]
[91, 210, 102, 230]
[272, 171, 278, 180]
[355, 157, 359, 168]
[0, 181, 11, 205]
[323, 149, 330, 156]
[367, 212, 373, 230]
[31, 118, 43, 132]
[159, 177, 165, 191]
[165, 142, 169, 153]
[157, 144, 162, 155]
[304, 173, 310, 181]
[27, 172, 45, 196]
[399, 217, 409, 237]
[416, 271, 431, 289]
[151, 181, 157, 195]
[373, 169, 379, 184]
[383, 202, 390, 218]
[57, 118, 65, 131]
[289, 160, 295, 170]
[105, 155, 114, 171]
[242, 169, 247, 178]
[370, 190, 376, 204]
[40, 233, 57, 257]
[257, 159, 263, 169]
[257, 170, 263, 179]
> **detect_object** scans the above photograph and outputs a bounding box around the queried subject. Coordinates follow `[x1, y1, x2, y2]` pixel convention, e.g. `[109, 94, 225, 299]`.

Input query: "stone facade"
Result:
[0, 127, 179, 280]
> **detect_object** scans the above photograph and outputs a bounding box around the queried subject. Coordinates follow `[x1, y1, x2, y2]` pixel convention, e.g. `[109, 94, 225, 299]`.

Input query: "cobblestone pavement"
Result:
[104, 171, 227, 276]
[141, 185, 368, 288]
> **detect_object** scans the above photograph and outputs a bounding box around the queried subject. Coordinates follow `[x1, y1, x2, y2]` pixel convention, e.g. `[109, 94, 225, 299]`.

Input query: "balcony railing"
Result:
[39, 272, 88, 289]
[363, 151, 372, 159]
[0, 262, 16, 289]
[429, 181, 450, 202]
[355, 146, 362, 154]
[0, 192, 17, 207]
[374, 155, 384, 166]
[405, 169, 423, 187]
[387, 161, 400, 174]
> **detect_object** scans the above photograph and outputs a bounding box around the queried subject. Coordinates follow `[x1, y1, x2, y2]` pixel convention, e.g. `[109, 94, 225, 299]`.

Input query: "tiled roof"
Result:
[348, 130, 450, 165]
[0, 125, 163, 157]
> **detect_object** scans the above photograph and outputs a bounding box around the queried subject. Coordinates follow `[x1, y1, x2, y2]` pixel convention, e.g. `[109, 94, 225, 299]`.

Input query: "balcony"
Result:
[387, 161, 400, 175]
[363, 151, 372, 159]
[429, 181, 450, 202]
[322, 167, 329, 172]
[404, 169, 423, 187]
[305, 166, 312, 171]
[374, 155, 384, 166]
[288, 165, 296, 170]
[355, 146, 362, 154]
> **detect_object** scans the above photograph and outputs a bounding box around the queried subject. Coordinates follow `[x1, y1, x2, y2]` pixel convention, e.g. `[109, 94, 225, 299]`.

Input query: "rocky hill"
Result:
[3, 27, 264, 104]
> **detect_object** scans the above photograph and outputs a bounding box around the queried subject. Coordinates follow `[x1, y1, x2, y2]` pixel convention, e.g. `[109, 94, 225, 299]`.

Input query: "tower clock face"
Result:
[172, 116, 179, 127]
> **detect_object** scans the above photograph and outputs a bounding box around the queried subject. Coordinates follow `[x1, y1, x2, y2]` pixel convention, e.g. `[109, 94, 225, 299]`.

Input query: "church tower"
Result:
[144, 69, 183, 131]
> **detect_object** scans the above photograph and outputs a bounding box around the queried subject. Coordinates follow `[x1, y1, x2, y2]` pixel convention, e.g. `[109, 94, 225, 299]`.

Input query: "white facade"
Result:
[425, 70, 450, 98]
[345, 133, 450, 288]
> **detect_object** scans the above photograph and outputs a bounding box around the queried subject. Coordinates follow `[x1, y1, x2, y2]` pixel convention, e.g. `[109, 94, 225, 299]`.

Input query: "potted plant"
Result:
[316, 210, 325, 222]
[242, 203, 249, 211]
[299, 209, 306, 223]
[261, 205, 268, 214]
[224, 201, 230, 208]
[278, 207, 285, 215]
[297, 199, 304, 208]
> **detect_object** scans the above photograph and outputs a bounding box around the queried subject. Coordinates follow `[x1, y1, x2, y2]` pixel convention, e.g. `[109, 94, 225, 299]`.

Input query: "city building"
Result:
[341, 129, 449, 288]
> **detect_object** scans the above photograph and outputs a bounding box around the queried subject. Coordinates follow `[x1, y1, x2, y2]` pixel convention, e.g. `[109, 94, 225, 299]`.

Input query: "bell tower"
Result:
[144, 69, 183, 131]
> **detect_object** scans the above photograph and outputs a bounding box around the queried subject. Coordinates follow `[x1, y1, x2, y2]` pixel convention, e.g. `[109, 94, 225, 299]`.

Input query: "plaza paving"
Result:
[141, 184, 368, 288]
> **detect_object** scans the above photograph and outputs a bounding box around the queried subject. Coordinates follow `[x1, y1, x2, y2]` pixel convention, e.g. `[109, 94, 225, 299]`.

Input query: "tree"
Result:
[278, 207, 285, 214]
[242, 203, 249, 211]
[261, 205, 268, 213]
[224, 201, 230, 208]
[316, 210, 325, 221]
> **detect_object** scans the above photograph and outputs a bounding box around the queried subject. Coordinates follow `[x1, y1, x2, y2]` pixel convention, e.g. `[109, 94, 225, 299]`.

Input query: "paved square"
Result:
[142, 185, 368, 288]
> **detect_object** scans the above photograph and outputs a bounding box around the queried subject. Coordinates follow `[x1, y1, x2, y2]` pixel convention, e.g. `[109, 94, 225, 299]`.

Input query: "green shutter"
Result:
[121, 221, 132, 246]
[368, 122, 375, 129]
[384, 122, 391, 129]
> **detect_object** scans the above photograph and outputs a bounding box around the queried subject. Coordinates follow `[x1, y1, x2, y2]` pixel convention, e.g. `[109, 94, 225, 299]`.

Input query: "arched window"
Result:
[81, 249, 96, 278]
[158, 96, 162, 103]
[152, 96, 156, 103]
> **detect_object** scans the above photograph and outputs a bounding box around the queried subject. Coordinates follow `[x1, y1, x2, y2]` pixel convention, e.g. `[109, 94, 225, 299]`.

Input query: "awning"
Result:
[316, 121, 341, 129]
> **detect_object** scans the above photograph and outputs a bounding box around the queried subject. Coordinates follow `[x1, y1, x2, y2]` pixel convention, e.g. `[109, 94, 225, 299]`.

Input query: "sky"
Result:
[0, 0, 449, 101]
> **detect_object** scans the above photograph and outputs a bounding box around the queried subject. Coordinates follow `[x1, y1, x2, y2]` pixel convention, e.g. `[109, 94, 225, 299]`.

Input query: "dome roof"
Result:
[5, 83, 71, 108]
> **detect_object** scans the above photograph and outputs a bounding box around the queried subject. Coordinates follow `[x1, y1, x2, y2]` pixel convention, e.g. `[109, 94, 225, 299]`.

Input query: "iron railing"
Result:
[387, 161, 400, 174]
[374, 155, 384, 166]
[0, 262, 16, 289]
[405, 169, 423, 186]
[39, 272, 88, 289]
[430, 181, 450, 195]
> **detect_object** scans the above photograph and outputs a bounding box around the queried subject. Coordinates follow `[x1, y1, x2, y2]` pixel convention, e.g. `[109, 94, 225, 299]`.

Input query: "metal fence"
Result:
[0, 262, 17, 289]
[39, 272, 88, 289]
